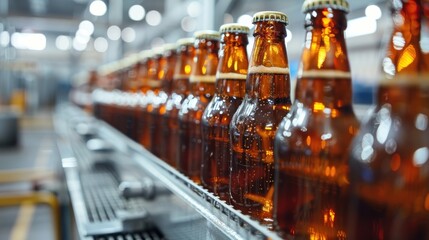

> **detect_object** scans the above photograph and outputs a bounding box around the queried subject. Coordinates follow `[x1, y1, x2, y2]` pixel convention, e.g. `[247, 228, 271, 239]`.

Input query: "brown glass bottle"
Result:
[178, 31, 220, 183]
[229, 11, 291, 225]
[136, 50, 153, 147]
[151, 44, 177, 158]
[201, 24, 249, 201]
[162, 38, 195, 167]
[273, 1, 360, 238]
[347, 1, 429, 239]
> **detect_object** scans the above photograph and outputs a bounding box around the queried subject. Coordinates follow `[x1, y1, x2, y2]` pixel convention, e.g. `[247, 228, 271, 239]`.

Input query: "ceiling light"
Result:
[73, 38, 87, 51]
[146, 10, 162, 26]
[345, 17, 377, 38]
[89, 0, 107, 17]
[56, 35, 72, 50]
[0, 31, 10, 47]
[122, 27, 136, 43]
[79, 20, 94, 35]
[365, 5, 382, 20]
[107, 25, 121, 40]
[129, 5, 145, 21]
[181, 16, 196, 33]
[237, 14, 253, 29]
[94, 37, 108, 52]
[187, 1, 201, 17]
[11, 32, 46, 51]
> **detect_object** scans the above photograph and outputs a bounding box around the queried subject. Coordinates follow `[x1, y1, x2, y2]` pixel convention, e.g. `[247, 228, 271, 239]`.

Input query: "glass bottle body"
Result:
[347, 0, 429, 239]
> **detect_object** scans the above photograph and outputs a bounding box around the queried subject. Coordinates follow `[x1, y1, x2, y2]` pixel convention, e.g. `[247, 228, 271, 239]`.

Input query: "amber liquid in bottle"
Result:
[201, 27, 249, 201]
[273, 7, 360, 238]
[162, 41, 195, 167]
[178, 33, 219, 183]
[347, 1, 429, 239]
[139, 54, 160, 150]
[150, 48, 175, 157]
[229, 14, 291, 225]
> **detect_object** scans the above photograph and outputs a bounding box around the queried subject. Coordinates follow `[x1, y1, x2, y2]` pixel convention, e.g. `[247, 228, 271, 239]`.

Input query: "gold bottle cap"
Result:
[176, 37, 195, 46]
[252, 11, 288, 25]
[302, 0, 350, 13]
[193, 30, 221, 40]
[139, 49, 153, 60]
[219, 23, 250, 34]
[163, 43, 178, 52]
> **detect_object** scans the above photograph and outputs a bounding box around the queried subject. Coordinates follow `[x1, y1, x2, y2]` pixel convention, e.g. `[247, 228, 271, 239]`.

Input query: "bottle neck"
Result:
[378, 0, 428, 110]
[216, 32, 248, 97]
[190, 38, 219, 96]
[247, 21, 290, 99]
[295, 8, 353, 109]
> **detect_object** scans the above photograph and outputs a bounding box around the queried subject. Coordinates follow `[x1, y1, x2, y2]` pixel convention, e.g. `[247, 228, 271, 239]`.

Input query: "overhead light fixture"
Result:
[73, 38, 87, 51]
[122, 27, 136, 43]
[345, 16, 377, 38]
[89, 0, 107, 17]
[187, 1, 201, 17]
[129, 5, 145, 21]
[11, 32, 46, 51]
[237, 14, 253, 29]
[79, 20, 94, 35]
[0, 31, 10, 47]
[365, 5, 382, 20]
[107, 25, 121, 40]
[56, 35, 72, 50]
[146, 10, 162, 26]
[181, 16, 196, 33]
[94, 37, 108, 52]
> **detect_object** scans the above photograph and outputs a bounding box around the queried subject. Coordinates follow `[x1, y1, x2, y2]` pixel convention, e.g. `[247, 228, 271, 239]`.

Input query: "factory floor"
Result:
[0, 109, 65, 240]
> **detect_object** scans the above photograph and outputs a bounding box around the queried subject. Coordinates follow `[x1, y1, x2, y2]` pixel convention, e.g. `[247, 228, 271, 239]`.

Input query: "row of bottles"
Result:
[73, 0, 429, 238]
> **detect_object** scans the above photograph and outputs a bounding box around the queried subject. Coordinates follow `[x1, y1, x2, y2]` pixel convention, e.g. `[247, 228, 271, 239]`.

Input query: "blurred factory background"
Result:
[0, 0, 390, 114]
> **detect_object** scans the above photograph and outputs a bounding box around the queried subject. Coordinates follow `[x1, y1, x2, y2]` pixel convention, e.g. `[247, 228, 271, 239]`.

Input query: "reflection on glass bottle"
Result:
[347, 0, 429, 239]
[273, 0, 360, 238]
[178, 31, 220, 183]
[229, 11, 291, 226]
[201, 23, 249, 201]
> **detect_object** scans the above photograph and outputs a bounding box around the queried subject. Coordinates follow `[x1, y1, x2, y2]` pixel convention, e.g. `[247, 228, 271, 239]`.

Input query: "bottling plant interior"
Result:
[1, 0, 428, 239]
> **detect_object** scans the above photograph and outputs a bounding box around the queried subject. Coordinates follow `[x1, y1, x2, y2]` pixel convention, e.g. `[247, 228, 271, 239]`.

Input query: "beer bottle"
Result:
[163, 38, 195, 167]
[178, 31, 220, 183]
[136, 50, 153, 147]
[201, 23, 249, 201]
[229, 11, 291, 225]
[347, 0, 429, 239]
[273, 0, 360, 237]
[138, 50, 161, 150]
[151, 44, 178, 158]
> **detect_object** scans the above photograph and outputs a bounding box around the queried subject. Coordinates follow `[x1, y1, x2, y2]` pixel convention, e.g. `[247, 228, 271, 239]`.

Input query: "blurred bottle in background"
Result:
[178, 31, 220, 183]
[162, 38, 195, 167]
[347, 0, 429, 239]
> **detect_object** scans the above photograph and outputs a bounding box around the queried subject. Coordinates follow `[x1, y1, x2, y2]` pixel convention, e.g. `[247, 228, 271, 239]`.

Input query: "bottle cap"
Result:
[176, 37, 195, 46]
[194, 30, 221, 40]
[219, 23, 250, 34]
[252, 11, 288, 25]
[302, 0, 350, 13]
[139, 50, 153, 60]
[163, 43, 178, 52]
